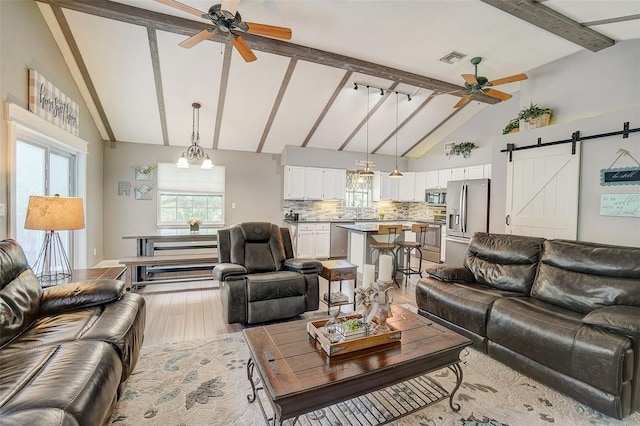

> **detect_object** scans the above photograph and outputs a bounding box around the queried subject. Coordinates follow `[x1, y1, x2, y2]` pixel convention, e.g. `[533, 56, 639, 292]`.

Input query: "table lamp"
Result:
[24, 195, 85, 283]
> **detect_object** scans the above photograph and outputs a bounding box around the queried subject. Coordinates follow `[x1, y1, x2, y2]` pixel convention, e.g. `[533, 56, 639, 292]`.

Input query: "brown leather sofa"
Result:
[213, 222, 321, 324]
[0, 239, 146, 425]
[416, 232, 640, 419]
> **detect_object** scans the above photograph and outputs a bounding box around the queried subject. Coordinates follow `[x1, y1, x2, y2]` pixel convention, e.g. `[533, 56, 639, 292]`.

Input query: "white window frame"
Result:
[6, 102, 88, 268]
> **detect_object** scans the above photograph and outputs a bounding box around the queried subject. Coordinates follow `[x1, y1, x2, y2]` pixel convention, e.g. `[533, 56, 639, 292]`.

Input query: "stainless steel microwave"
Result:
[425, 190, 446, 205]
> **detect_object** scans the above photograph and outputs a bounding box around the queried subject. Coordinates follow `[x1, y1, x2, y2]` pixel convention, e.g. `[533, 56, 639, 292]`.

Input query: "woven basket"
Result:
[523, 113, 551, 130]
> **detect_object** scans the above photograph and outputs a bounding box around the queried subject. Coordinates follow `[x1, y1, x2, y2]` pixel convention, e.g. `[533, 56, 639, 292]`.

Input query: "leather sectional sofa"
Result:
[213, 222, 322, 324]
[0, 239, 146, 425]
[417, 232, 640, 419]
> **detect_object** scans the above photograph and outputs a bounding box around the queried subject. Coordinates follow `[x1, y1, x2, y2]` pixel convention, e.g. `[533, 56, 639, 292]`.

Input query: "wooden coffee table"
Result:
[243, 304, 471, 425]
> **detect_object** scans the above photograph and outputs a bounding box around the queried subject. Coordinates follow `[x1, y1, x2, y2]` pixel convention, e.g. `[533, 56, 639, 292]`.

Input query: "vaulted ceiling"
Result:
[34, 0, 640, 159]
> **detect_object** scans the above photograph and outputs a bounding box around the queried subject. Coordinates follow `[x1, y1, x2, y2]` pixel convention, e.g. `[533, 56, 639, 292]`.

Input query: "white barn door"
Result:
[506, 143, 581, 239]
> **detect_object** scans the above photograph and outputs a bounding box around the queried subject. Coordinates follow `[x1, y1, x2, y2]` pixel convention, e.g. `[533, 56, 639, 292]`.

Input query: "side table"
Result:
[319, 259, 357, 314]
[70, 266, 127, 282]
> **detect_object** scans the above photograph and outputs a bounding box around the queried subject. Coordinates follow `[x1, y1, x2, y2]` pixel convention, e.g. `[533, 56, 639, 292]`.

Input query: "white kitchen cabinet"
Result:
[414, 172, 427, 201]
[284, 166, 306, 199]
[304, 167, 323, 200]
[314, 223, 331, 258]
[484, 163, 492, 179]
[438, 169, 452, 189]
[464, 165, 485, 180]
[322, 168, 346, 200]
[451, 167, 465, 181]
[294, 223, 330, 258]
[375, 172, 398, 201]
[398, 172, 415, 201]
[426, 170, 439, 189]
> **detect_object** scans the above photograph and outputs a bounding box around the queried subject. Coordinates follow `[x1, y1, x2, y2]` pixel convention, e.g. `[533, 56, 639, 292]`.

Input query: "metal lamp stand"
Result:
[32, 230, 72, 285]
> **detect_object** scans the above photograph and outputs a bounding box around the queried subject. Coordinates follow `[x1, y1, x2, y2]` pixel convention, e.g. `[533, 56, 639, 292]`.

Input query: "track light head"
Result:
[380, 88, 384, 96]
[407, 94, 412, 101]
[353, 82, 358, 90]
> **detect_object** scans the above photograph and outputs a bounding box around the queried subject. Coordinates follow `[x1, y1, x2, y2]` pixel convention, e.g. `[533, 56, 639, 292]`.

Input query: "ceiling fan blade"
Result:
[221, 0, 240, 17]
[178, 29, 214, 49]
[230, 35, 257, 62]
[244, 22, 292, 40]
[154, 0, 206, 17]
[453, 95, 471, 108]
[488, 73, 528, 86]
[484, 88, 512, 101]
[461, 74, 478, 85]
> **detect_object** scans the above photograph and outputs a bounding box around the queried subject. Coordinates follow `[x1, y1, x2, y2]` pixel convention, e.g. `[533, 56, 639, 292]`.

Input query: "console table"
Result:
[69, 266, 127, 282]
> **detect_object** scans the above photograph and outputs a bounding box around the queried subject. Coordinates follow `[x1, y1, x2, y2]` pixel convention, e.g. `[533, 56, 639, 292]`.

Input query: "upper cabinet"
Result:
[414, 172, 427, 202]
[425, 164, 492, 190]
[322, 168, 347, 200]
[284, 166, 346, 200]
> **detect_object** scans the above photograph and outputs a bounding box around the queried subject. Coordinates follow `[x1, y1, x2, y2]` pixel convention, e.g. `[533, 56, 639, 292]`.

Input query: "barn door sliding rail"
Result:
[501, 121, 639, 162]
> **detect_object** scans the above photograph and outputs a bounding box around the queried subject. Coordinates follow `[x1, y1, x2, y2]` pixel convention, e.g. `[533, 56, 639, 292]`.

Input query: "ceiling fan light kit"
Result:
[176, 102, 213, 169]
[156, 0, 292, 63]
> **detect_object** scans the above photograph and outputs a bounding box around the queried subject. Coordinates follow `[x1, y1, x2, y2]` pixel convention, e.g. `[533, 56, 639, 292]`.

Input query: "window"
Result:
[7, 103, 87, 269]
[157, 163, 225, 227]
[345, 170, 373, 207]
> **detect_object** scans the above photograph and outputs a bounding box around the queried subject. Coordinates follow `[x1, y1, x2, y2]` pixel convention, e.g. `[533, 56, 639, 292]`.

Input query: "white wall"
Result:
[410, 39, 640, 248]
[0, 1, 105, 264]
[102, 143, 286, 258]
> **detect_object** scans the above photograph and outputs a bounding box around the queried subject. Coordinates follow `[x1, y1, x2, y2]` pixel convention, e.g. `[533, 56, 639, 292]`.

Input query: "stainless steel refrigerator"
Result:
[445, 178, 490, 265]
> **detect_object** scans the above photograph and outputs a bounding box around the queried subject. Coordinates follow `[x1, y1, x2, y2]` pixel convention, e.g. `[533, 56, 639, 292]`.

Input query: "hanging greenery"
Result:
[502, 118, 520, 135]
[446, 142, 477, 159]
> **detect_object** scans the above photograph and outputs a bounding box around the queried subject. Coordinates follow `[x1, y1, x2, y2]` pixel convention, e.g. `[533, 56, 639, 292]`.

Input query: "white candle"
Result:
[362, 264, 375, 289]
[379, 254, 393, 282]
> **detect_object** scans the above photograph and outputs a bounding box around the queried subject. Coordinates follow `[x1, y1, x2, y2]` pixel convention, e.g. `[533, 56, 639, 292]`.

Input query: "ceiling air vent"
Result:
[440, 51, 466, 64]
[444, 141, 456, 154]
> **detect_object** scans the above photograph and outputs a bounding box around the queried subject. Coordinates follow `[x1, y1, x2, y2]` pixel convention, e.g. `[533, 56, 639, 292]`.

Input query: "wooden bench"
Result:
[119, 253, 218, 290]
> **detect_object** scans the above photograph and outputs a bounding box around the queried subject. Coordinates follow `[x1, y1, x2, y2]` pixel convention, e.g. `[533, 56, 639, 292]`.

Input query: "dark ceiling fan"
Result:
[450, 57, 528, 108]
[155, 0, 292, 62]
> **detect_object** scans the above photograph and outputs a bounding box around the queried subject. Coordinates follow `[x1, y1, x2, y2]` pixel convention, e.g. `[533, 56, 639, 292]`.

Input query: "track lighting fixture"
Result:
[380, 88, 384, 96]
[353, 82, 358, 90]
[353, 82, 412, 101]
[358, 86, 375, 176]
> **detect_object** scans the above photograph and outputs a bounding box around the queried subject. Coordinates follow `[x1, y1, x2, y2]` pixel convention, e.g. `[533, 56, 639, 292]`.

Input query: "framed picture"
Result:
[135, 165, 156, 181]
[135, 185, 153, 200]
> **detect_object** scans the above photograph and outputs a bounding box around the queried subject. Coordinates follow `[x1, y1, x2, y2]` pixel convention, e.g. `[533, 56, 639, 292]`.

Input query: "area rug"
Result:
[109, 331, 640, 426]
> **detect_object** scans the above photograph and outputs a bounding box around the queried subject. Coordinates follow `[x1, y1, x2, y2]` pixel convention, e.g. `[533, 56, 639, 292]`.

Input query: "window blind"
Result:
[157, 163, 225, 193]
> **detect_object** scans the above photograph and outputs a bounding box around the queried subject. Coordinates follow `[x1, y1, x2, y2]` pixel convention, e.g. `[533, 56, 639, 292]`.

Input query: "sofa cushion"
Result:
[246, 271, 307, 302]
[464, 233, 544, 293]
[487, 297, 633, 396]
[531, 240, 640, 313]
[0, 341, 121, 426]
[416, 277, 523, 337]
[230, 222, 287, 273]
[0, 240, 42, 348]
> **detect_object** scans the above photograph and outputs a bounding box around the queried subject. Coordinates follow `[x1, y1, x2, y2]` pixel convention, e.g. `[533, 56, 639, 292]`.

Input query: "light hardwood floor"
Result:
[136, 260, 429, 346]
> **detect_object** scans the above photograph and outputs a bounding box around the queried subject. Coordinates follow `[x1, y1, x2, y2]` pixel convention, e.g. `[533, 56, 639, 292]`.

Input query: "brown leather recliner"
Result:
[0, 239, 146, 425]
[213, 222, 322, 324]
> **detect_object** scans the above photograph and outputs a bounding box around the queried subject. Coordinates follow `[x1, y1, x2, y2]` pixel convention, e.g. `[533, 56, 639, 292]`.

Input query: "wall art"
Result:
[134, 185, 153, 200]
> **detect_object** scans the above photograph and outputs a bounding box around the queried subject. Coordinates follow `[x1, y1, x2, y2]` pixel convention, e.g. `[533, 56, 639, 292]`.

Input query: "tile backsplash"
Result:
[283, 200, 445, 222]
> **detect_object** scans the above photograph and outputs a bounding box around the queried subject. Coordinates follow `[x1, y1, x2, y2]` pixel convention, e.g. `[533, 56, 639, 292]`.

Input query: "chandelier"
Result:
[176, 102, 213, 169]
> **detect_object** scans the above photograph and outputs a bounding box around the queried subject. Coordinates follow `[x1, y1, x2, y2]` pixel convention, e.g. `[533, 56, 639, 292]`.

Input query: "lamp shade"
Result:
[24, 195, 85, 231]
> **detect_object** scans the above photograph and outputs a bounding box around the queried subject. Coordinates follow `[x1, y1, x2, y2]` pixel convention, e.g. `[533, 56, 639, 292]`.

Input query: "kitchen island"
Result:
[337, 222, 413, 278]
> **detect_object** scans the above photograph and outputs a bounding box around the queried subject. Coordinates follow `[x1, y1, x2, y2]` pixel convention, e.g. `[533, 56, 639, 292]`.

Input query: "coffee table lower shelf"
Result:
[247, 360, 463, 426]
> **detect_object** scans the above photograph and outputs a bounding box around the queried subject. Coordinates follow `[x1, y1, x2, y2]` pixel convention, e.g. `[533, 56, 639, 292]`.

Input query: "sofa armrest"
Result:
[582, 306, 640, 337]
[213, 263, 248, 281]
[39, 279, 126, 316]
[284, 258, 322, 273]
[425, 264, 475, 283]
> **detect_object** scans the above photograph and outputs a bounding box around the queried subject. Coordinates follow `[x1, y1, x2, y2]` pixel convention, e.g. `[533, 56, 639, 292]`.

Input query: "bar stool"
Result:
[394, 223, 428, 286]
[369, 224, 401, 286]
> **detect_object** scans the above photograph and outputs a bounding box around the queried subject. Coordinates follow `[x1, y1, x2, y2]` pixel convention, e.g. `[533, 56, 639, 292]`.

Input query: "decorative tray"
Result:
[307, 313, 401, 357]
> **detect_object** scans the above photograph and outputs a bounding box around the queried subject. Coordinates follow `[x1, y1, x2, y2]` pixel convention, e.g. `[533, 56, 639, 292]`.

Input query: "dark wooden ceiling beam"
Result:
[36, 0, 499, 105]
[480, 0, 614, 52]
[147, 27, 169, 146]
[212, 44, 233, 150]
